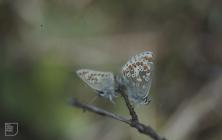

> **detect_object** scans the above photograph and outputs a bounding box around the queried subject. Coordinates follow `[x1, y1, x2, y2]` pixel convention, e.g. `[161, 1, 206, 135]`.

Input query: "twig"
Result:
[69, 98, 131, 124]
[119, 90, 138, 121]
[118, 87, 166, 140]
[69, 97, 167, 140]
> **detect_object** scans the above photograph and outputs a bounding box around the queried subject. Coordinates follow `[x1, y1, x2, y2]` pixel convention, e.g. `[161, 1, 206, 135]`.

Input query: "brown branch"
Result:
[119, 90, 138, 121]
[69, 98, 131, 124]
[69, 97, 167, 140]
[117, 85, 167, 140]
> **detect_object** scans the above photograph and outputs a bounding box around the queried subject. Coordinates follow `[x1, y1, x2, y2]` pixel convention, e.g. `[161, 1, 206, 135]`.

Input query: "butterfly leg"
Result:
[109, 95, 115, 104]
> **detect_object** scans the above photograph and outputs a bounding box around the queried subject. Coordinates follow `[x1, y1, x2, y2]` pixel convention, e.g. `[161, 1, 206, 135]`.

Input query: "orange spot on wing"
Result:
[144, 56, 153, 62]
[128, 65, 133, 69]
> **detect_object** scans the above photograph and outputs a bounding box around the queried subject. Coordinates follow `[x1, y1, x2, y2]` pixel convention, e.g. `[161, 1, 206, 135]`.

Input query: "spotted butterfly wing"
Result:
[121, 51, 154, 104]
[76, 69, 117, 101]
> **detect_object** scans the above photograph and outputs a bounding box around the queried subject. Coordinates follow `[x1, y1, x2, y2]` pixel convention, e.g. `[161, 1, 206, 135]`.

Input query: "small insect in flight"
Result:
[76, 51, 154, 105]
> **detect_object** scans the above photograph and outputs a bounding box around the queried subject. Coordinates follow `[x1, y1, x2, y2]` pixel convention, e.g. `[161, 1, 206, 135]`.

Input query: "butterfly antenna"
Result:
[86, 95, 98, 104]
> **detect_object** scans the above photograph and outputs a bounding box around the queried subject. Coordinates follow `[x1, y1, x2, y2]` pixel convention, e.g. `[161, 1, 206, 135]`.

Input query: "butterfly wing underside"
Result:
[76, 69, 116, 101]
[121, 51, 154, 104]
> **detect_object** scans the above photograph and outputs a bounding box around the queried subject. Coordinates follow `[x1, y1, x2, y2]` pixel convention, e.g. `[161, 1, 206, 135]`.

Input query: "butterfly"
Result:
[76, 51, 154, 104]
[76, 69, 117, 102]
[119, 51, 154, 104]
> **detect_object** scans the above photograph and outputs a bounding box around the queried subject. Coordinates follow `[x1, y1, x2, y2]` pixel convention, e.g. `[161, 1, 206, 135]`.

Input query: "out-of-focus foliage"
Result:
[1, 0, 222, 140]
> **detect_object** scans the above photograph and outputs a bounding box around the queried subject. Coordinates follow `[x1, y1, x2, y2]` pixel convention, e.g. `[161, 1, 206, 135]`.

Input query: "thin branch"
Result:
[119, 90, 138, 121]
[118, 88, 166, 140]
[69, 98, 130, 124]
[69, 97, 167, 140]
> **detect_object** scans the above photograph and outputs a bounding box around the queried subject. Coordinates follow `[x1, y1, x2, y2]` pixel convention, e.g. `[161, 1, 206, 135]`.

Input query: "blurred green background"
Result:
[1, 0, 222, 140]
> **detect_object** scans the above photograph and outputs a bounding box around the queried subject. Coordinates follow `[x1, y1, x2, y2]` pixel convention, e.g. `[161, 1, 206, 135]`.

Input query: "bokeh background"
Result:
[1, 0, 222, 140]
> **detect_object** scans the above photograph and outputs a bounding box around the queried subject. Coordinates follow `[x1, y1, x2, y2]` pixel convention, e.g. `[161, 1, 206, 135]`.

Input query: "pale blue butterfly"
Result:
[76, 69, 117, 102]
[119, 51, 154, 104]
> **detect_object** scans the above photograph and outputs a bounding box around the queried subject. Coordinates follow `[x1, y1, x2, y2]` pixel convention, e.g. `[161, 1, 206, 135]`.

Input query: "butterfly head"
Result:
[96, 89, 116, 102]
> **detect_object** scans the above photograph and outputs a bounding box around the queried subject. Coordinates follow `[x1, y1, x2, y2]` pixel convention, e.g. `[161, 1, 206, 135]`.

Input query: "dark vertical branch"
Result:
[117, 83, 166, 140]
[119, 90, 138, 121]
[116, 78, 139, 121]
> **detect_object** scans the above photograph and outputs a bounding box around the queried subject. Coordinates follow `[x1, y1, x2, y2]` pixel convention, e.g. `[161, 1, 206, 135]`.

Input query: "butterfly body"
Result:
[76, 51, 154, 105]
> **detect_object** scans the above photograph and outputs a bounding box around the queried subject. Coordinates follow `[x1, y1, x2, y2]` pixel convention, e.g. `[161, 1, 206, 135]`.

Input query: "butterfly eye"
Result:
[97, 90, 105, 96]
